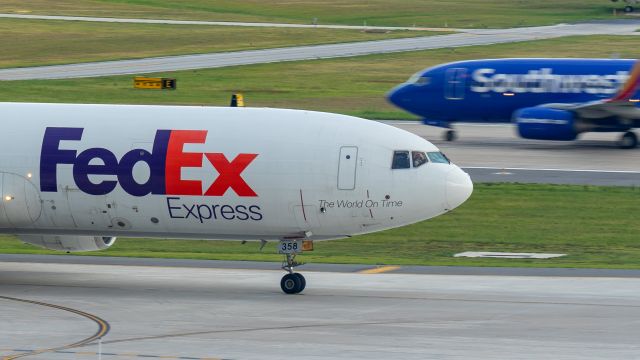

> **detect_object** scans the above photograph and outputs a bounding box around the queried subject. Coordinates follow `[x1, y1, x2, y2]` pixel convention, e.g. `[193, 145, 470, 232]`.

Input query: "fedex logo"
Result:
[40, 127, 258, 197]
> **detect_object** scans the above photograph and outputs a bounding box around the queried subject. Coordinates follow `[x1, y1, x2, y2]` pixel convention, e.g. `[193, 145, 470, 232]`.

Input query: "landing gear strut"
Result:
[280, 253, 306, 294]
[444, 129, 457, 142]
[619, 131, 638, 149]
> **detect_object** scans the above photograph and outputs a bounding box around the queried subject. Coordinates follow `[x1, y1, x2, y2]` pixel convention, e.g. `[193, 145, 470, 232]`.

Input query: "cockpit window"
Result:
[407, 72, 430, 86]
[391, 151, 410, 169]
[415, 76, 430, 86]
[427, 152, 450, 164]
[412, 151, 428, 168]
[408, 72, 422, 83]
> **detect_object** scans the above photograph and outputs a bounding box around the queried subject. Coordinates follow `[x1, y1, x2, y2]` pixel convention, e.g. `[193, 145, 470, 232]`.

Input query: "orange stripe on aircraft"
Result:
[609, 59, 640, 102]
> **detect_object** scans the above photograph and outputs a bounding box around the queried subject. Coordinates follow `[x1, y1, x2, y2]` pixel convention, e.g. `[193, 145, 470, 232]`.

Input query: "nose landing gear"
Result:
[281, 253, 306, 294]
[444, 129, 457, 142]
[619, 131, 638, 149]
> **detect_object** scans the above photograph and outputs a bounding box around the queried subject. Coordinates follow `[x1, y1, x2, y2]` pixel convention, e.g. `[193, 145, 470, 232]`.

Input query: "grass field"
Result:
[0, 18, 425, 68]
[1, 184, 639, 269]
[0, 0, 618, 28]
[1, 35, 638, 119]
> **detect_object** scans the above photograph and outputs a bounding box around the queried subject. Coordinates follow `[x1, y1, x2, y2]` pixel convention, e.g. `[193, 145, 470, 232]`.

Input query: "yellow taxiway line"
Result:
[358, 265, 400, 274]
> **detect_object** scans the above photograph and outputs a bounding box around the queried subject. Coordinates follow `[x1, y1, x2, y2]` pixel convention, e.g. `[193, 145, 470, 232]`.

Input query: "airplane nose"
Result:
[445, 166, 473, 210]
[387, 85, 409, 108]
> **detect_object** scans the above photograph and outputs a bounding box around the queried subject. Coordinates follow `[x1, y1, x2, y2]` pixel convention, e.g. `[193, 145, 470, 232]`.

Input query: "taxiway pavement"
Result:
[393, 122, 640, 186]
[2, 257, 640, 360]
[0, 13, 453, 31]
[0, 19, 638, 80]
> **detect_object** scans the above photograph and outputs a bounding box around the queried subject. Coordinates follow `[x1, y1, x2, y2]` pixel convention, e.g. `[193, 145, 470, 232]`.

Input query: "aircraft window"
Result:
[408, 72, 422, 83]
[427, 151, 450, 164]
[412, 151, 428, 168]
[415, 76, 430, 86]
[391, 151, 410, 169]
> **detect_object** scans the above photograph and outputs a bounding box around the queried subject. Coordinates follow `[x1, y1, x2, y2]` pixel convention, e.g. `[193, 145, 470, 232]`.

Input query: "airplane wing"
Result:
[541, 59, 640, 121]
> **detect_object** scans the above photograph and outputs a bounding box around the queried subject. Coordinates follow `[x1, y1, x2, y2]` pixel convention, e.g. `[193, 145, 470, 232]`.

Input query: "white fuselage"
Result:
[0, 103, 472, 242]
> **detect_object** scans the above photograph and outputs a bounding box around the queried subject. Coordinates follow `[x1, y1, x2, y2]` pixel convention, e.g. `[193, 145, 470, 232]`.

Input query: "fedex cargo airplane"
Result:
[387, 58, 640, 149]
[0, 103, 472, 294]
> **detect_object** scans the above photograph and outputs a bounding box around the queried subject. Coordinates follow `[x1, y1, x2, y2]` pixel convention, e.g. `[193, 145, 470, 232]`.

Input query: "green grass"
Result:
[1, 35, 638, 119]
[0, 18, 427, 68]
[0, 0, 620, 28]
[2, 184, 639, 269]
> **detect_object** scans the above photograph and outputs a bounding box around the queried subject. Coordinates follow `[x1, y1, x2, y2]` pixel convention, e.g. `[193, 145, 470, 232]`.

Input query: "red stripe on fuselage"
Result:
[609, 59, 640, 102]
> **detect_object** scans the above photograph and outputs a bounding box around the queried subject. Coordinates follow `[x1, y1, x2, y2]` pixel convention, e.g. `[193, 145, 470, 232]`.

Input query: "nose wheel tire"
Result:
[281, 273, 306, 294]
[444, 129, 456, 142]
[619, 131, 638, 149]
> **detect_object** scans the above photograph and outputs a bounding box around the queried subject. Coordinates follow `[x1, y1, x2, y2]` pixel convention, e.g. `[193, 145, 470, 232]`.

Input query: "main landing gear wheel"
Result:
[444, 129, 456, 142]
[624, 5, 634, 12]
[619, 131, 638, 149]
[293, 273, 306, 290]
[280, 273, 306, 294]
[280, 253, 306, 294]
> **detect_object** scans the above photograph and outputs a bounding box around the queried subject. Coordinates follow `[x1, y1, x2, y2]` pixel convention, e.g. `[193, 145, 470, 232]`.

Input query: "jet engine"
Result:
[19, 235, 116, 252]
[513, 107, 578, 141]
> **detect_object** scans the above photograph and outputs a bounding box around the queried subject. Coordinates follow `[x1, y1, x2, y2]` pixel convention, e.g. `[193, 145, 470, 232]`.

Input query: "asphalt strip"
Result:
[1, 254, 640, 278]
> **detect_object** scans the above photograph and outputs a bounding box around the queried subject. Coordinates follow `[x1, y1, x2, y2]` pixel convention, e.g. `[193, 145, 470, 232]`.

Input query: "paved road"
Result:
[1, 19, 638, 80]
[2, 258, 640, 360]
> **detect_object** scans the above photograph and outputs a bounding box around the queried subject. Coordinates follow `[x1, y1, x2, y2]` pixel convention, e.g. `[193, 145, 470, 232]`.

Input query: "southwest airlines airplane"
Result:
[387, 58, 640, 149]
[0, 103, 472, 294]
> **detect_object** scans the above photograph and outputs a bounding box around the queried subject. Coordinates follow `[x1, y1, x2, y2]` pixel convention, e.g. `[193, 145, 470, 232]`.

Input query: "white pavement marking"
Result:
[1, 18, 638, 80]
[454, 252, 566, 259]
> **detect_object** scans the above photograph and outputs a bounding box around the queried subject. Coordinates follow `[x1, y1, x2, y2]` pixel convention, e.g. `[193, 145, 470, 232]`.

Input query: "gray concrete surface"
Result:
[2, 260, 640, 359]
[1, 13, 639, 34]
[464, 167, 640, 186]
[391, 122, 640, 185]
[1, 19, 638, 80]
[4, 254, 640, 277]
[0, 13, 453, 31]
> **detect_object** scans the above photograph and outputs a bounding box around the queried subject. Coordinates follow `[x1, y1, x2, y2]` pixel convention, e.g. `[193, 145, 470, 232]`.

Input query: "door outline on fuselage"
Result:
[337, 146, 358, 190]
[66, 191, 115, 229]
[444, 68, 467, 100]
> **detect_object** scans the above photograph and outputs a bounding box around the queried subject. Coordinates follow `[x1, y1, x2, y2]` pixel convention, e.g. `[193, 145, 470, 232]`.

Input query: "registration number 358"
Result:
[278, 239, 302, 254]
